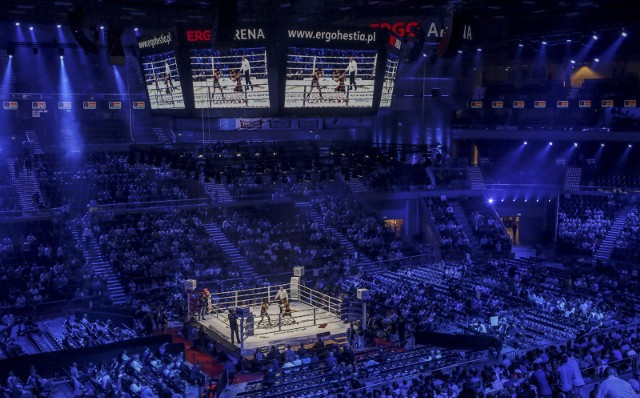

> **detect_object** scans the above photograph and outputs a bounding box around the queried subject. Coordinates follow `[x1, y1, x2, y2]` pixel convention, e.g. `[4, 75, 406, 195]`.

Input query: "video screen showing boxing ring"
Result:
[190, 47, 270, 109]
[141, 51, 186, 110]
[284, 47, 378, 108]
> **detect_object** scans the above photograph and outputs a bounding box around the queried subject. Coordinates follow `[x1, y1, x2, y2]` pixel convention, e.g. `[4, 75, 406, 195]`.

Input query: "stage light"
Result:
[574, 142, 578, 147]
[566, 39, 572, 43]
[601, 143, 605, 147]
[518, 43, 524, 48]
[134, 27, 139, 32]
[100, 25, 104, 30]
[501, 199, 504, 202]
[549, 141, 553, 146]
[536, 199, 540, 202]
[29, 26, 34, 31]
[594, 57, 599, 62]
[457, 50, 463, 54]
[592, 34, 598, 40]
[15, 22, 20, 26]
[422, 52, 428, 58]
[524, 199, 528, 202]
[476, 48, 482, 52]
[621, 31, 627, 37]
[57, 24, 62, 28]
[570, 60, 576, 64]
[541, 41, 547, 45]
[523, 141, 528, 145]
[629, 144, 633, 148]
[488, 198, 494, 204]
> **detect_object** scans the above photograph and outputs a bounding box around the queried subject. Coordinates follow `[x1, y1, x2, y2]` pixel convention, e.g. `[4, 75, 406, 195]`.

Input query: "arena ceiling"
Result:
[1, 0, 639, 50]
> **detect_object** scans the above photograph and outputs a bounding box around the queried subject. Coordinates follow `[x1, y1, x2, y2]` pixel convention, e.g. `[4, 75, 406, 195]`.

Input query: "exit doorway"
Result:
[501, 215, 520, 245]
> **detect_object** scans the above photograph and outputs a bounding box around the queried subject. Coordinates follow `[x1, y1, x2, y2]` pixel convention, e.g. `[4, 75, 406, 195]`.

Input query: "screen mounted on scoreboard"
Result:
[284, 47, 378, 109]
[190, 47, 270, 109]
[137, 30, 186, 111]
[141, 51, 186, 110]
[379, 52, 399, 108]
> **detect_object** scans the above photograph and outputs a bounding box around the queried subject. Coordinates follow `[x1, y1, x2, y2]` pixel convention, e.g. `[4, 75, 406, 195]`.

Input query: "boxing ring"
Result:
[195, 283, 347, 354]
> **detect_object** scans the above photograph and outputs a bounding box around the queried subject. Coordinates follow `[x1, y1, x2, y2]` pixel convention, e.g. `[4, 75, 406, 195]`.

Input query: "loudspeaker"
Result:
[215, 0, 237, 46]
[107, 27, 125, 66]
[184, 279, 197, 290]
[293, 266, 305, 277]
[436, 10, 474, 58]
[403, 23, 425, 63]
[356, 288, 370, 300]
[68, 8, 98, 54]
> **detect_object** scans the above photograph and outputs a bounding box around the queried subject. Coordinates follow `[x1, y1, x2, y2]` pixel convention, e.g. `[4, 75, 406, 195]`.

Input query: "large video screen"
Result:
[141, 51, 186, 110]
[284, 47, 378, 108]
[190, 48, 270, 109]
[379, 53, 399, 108]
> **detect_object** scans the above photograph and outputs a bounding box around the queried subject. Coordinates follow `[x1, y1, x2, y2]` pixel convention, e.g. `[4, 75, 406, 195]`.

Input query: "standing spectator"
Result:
[70, 362, 82, 396]
[558, 354, 575, 395]
[595, 367, 637, 398]
[530, 363, 552, 398]
[568, 351, 586, 393]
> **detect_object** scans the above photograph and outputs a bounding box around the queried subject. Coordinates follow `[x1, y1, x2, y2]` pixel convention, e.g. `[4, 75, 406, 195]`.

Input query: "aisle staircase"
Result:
[203, 223, 257, 278]
[25, 130, 44, 155]
[61, 129, 82, 153]
[151, 127, 175, 145]
[471, 87, 487, 100]
[14, 168, 42, 211]
[203, 182, 234, 203]
[448, 201, 481, 252]
[563, 167, 582, 191]
[346, 177, 369, 193]
[467, 167, 486, 190]
[594, 206, 633, 262]
[294, 202, 382, 274]
[6, 159, 17, 183]
[71, 223, 127, 305]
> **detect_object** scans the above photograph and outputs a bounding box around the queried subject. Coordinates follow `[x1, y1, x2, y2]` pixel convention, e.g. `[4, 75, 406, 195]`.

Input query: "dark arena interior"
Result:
[2, 0, 640, 397]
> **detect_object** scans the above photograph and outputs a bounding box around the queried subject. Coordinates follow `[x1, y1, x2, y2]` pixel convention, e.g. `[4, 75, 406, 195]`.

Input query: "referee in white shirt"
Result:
[345, 56, 358, 91]
[240, 55, 253, 91]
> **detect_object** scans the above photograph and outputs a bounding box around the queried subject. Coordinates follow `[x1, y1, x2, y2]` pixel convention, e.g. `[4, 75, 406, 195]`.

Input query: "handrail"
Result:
[89, 198, 208, 212]
[0, 295, 103, 316]
[351, 355, 485, 394]
[580, 353, 639, 375]
[579, 323, 640, 340]
[0, 207, 59, 219]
